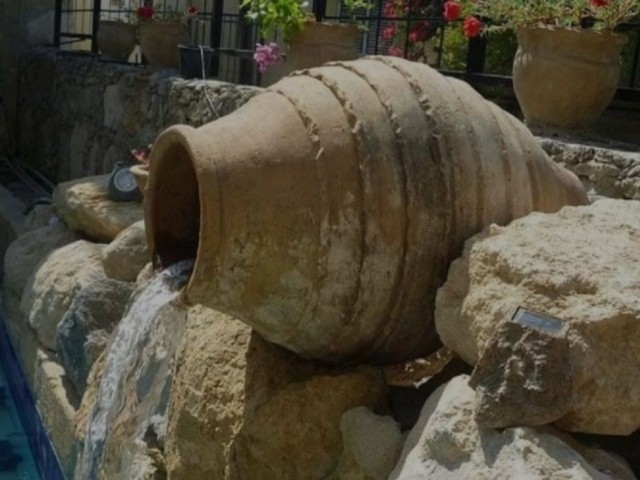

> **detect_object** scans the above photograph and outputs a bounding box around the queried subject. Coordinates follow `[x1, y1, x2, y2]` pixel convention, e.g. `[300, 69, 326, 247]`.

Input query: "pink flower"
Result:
[443, 1, 461, 21]
[388, 46, 404, 57]
[254, 42, 284, 73]
[382, 25, 396, 39]
[462, 16, 483, 37]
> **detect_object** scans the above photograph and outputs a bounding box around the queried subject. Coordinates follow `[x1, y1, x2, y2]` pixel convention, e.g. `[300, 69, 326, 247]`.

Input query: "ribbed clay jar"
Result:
[145, 56, 587, 364]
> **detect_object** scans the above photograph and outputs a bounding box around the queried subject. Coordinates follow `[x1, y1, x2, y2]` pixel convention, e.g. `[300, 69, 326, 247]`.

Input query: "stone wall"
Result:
[15, 48, 261, 182]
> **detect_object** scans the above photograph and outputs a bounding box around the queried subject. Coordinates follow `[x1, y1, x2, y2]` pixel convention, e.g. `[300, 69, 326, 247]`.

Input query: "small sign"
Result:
[512, 307, 564, 333]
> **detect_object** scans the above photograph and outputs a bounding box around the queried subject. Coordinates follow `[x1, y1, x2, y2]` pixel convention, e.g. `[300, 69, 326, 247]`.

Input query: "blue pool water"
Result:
[0, 364, 41, 480]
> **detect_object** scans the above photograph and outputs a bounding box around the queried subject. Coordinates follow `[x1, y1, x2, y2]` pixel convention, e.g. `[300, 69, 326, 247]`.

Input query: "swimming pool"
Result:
[0, 362, 41, 480]
[0, 312, 66, 480]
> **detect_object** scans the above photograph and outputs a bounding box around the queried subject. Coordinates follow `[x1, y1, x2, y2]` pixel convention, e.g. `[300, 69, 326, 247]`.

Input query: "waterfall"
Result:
[79, 260, 193, 480]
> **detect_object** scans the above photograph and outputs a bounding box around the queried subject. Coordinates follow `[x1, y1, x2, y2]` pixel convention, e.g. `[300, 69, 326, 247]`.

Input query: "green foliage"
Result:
[453, 0, 640, 33]
[241, 0, 309, 41]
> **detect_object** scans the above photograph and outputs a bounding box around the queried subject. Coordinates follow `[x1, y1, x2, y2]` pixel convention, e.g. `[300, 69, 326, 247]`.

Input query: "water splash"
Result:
[79, 261, 193, 480]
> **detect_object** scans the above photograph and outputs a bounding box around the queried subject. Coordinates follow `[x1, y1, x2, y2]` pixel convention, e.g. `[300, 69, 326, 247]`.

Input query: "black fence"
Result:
[53, 0, 640, 100]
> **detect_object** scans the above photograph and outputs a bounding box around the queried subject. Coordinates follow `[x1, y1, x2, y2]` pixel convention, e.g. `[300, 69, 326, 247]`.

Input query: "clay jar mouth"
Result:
[145, 126, 201, 270]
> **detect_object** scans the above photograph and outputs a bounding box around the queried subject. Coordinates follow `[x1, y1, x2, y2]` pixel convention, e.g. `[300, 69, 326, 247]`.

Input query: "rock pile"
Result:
[2, 180, 640, 479]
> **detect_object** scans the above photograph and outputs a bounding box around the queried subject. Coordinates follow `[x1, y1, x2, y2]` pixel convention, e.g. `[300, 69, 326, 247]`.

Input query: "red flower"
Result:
[187, 5, 198, 16]
[382, 25, 396, 39]
[462, 16, 482, 37]
[388, 46, 404, 57]
[136, 5, 154, 20]
[443, 1, 461, 21]
[589, 0, 611, 6]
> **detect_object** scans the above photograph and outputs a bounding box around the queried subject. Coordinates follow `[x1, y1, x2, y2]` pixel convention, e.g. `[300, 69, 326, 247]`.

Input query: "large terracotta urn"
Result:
[139, 21, 188, 69]
[513, 27, 627, 131]
[146, 56, 587, 364]
[262, 22, 360, 84]
[97, 21, 136, 62]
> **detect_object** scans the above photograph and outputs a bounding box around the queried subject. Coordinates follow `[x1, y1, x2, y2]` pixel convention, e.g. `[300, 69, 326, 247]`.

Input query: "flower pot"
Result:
[263, 22, 360, 83]
[179, 45, 215, 79]
[145, 57, 587, 364]
[139, 21, 188, 69]
[97, 21, 136, 62]
[513, 27, 627, 131]
[130, 164, 149, 197]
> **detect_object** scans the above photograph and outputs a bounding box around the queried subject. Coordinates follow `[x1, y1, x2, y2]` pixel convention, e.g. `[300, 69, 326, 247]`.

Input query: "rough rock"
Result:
[164, 307, 254, 480]
[34, 355, 81, 478]
[336, 407, 404, 480]
[469, 319, 573, 429]
[229, 367, 388, 480]
[0, 184, 25, 261]
[389, 375, 635, 480]
[24, 203, 59, 231]
[21, 240, 106, 351]
[101, 220, 149, 282]
[3, 222, 79, 297]
[56, 278, 133, 394]
[165, 305, 388, 480]
[539, 137, 640, 200]
[53, 175, 143, 242]
[435, 199, 640, 434]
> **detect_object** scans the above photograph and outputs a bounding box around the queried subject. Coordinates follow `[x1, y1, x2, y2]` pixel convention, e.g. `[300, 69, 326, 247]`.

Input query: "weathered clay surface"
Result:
[3, 222, 78, 297]
[336, 407, 404, 480]
[53, 174, 143, 242]
[148, 56, 587, 364]
[21, 240, 106, 351]
[435, 199, 640, 434]
[101, 220, 149, 282]
[56, 278, 133, 394]
[389, 375, 635, 480]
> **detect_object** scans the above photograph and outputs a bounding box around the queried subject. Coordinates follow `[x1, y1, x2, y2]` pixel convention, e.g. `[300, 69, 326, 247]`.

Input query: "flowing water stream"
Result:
[79, 261, 193, 480]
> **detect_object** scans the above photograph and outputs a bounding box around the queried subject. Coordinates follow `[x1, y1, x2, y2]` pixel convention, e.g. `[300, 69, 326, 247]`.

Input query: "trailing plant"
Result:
[442, 0, 640, 38]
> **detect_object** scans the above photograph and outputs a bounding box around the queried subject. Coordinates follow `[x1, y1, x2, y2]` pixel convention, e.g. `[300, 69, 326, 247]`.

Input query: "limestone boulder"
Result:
[389, 375, 635, 480]
[102, 220, 149, 282]
[336, 407, 404, 480]
[56, 278, 134, 394]
[165, 305, 389, 480]
[435, 199, 640, 434]
[3, 222, 78, 297]
[229, 367, 387, 480]
[53, 175, 143, 242]
[24, 203, 59, 231]
[21, 240, 106, 351]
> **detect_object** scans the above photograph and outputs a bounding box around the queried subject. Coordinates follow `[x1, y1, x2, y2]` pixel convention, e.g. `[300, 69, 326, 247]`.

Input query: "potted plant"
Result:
[442, 0, 639, 131]
[242, 0, 367, 77]
[138, 3, 194, 69]
[179, 6, 216, 79]
[97, 13, 137, 62]
[379, 0, 441, 64]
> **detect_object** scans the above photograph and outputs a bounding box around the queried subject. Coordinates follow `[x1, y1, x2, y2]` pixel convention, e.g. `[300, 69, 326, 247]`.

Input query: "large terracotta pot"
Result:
[97, 21, 136, 62]
[263, 22, 360, 84]
[513, 27, 627, 130]
[146, 57, 587, 364]
[139, 21, 188, 69]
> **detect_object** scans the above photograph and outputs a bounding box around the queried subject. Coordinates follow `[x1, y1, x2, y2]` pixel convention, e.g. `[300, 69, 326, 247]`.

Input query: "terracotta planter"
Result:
[146, 57, 587, 364]
[97, 21, 136, 62]
[513, 27, 627, 130]
[139, 21, 188, 69]
[130, 164, 149, 196]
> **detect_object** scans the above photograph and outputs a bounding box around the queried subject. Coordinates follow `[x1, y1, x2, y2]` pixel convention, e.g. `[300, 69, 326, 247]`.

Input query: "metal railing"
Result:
[53, 0, 640, 101]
